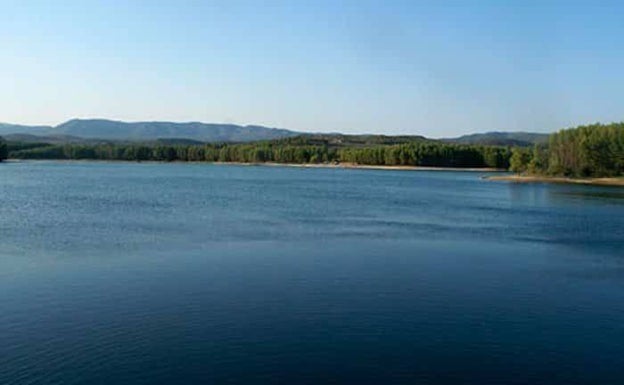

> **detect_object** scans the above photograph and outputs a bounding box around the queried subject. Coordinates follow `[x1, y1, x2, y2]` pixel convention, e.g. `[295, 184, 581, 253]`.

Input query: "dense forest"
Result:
[7, 135, 512, 169]
[6, 123, 623, 177]
[0, 137, 8, 161]
[510, 123, 624, 177]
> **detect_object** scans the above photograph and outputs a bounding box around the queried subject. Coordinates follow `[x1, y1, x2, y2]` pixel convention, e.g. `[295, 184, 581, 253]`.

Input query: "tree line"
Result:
[7, 138, 512, 169]
[510, 122, 624, 177]
[6, 124, 623, 176]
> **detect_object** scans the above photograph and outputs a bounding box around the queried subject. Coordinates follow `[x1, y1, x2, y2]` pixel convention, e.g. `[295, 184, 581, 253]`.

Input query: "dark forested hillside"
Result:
[510, 123, 624, 177]
[0, 136, 9, 162]
[0, 137, 7, 161]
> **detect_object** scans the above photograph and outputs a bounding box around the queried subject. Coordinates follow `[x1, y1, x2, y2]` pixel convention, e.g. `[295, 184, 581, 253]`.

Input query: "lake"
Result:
[1, 161, 623, 384]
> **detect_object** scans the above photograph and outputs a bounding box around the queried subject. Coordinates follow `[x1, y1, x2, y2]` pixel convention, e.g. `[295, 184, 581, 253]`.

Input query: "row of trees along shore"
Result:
[510, 123, 624, 177]
[5, 123, 623, 177]
[7, 138, 512, 169]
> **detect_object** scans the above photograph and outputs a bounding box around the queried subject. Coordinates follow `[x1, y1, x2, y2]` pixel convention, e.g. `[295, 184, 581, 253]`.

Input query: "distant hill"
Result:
[1, 119, 551, 146]
[0, 123, 50, 137]
[444, 132, 549, 147]
[4, 133, 92, 144]
[0, 119, 300, 142]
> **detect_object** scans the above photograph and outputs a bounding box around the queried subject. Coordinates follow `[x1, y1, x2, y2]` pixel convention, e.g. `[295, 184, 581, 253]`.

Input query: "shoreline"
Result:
[486, 174, 624, 187]
[5, 159, 506, 172]
[218, 162, 506, 172]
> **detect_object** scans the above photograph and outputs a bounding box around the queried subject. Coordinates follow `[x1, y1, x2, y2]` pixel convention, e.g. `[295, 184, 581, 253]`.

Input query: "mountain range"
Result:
[0, 119, 299, 143]
[0, 119, 549, 146]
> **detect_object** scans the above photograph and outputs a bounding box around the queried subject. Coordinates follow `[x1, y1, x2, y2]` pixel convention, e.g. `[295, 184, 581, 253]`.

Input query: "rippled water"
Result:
[1, 161, 623, 384]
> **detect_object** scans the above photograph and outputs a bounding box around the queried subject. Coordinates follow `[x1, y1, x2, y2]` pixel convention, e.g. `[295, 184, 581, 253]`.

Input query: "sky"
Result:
[1, 0, 623, 137]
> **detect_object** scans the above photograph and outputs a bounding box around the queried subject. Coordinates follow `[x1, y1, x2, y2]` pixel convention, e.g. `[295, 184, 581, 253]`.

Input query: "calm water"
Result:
[1, 161, 624, 384]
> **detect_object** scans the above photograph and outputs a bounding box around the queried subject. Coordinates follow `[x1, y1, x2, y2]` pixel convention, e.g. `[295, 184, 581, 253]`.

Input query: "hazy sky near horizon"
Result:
[2, 0, 623, 137]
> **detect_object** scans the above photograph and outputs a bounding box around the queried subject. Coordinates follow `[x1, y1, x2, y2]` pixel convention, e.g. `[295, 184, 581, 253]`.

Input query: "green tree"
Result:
[527, 145, 548, 174]
[509, 147, 532, 173]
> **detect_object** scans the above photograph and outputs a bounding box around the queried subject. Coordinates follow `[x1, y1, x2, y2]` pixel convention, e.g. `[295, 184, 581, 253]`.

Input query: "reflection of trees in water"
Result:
[505, 183, 624, 254]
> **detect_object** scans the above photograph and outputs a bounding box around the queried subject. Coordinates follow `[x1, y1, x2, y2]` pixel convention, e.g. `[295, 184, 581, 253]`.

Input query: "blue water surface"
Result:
[1, 161, 623, 384]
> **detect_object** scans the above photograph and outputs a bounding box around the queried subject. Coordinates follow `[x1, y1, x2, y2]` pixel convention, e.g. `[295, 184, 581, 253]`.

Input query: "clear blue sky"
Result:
[1, 0, 623, 137]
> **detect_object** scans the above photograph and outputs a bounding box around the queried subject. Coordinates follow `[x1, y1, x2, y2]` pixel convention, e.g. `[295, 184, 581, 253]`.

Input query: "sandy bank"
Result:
[217, 162, 505, 172]
[5, 159, 505, 172]
[486, 174, 624, 187]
